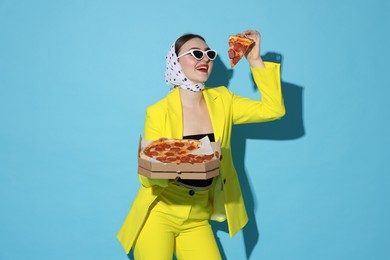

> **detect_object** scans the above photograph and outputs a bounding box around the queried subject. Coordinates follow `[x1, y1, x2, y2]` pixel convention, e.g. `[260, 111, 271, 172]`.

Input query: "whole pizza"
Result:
[140, 138, 218, 164]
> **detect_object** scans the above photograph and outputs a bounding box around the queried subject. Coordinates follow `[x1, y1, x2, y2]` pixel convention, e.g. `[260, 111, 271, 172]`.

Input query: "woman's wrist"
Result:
[248, 56, 265, 68]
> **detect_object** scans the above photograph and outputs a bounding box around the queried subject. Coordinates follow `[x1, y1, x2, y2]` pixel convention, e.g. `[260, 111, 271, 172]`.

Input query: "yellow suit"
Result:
[117, 62, 285, 254]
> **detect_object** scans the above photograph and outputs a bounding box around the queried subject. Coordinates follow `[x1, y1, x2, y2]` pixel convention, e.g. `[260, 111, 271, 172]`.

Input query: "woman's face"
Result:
[177, 37, 214, 84]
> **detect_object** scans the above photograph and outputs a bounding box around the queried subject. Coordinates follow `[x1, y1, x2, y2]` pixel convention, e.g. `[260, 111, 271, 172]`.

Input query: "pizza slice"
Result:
[228, 35, 254, 67]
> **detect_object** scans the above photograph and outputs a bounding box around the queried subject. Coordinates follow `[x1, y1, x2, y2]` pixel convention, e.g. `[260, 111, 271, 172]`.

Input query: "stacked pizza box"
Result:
[137, 136, 220, 180]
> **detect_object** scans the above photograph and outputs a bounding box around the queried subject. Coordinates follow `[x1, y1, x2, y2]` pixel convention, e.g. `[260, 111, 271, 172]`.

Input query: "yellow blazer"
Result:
[117, 62, 285, 254]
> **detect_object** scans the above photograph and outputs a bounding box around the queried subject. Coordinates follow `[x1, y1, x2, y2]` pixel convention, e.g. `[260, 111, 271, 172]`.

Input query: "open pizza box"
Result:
[137, 136, 220, 180]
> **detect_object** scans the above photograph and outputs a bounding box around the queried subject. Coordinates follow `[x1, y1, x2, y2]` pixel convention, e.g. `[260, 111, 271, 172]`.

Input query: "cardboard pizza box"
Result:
[137, 136, 220, 180]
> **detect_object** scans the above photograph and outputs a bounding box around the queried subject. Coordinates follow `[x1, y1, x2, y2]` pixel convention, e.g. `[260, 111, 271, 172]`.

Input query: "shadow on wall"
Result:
[207, 52, 305, 260]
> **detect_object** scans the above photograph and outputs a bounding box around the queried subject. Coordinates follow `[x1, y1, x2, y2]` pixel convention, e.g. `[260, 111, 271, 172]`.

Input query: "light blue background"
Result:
[1, 0, 389, 259]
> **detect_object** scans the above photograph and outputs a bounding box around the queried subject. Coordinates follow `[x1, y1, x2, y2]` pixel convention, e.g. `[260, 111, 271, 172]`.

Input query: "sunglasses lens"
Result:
[207, 50, 217, 60]
[192, 50, 204, 60]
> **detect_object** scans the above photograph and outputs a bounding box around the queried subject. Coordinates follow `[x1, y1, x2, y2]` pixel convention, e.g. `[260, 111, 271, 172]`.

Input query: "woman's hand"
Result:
[239, 30, 265, 68]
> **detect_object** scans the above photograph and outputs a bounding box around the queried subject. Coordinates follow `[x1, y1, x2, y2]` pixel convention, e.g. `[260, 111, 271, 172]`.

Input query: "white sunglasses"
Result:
[177, 49, 218, 61]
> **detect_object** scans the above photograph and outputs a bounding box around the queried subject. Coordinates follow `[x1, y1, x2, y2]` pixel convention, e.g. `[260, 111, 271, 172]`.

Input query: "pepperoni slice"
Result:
[186, 145, 197, 151]
[234, 42, 243, 51]
[156, 157, 166, 162]
[154, 146, 165, 151]
[180, 157, 192, 163]
[162, 143, 171, 149]
[144, 151, 159, 157]
[228, 49, 235, 59]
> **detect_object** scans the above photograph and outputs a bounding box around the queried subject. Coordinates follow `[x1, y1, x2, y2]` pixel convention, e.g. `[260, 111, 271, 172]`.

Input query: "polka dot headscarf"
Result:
[165, 43, 205, 92]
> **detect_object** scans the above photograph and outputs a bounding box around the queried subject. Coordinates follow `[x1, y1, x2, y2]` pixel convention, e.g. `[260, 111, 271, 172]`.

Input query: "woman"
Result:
[117, 30, 285, 259]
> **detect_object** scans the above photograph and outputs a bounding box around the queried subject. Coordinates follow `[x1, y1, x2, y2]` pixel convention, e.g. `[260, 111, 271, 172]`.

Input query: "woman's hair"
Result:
[174, 33, 206, 55]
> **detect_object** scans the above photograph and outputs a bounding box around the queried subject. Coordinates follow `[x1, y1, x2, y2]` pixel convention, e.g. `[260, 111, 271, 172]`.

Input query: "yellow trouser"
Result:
[133, 182, 222, 260]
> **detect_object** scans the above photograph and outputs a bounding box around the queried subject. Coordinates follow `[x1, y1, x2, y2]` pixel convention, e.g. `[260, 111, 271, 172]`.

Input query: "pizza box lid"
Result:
[137, 136, 220, 179]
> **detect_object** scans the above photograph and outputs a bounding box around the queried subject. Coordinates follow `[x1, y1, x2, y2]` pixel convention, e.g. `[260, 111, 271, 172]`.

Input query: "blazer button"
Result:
[223, 179, 226, 184]
[189, 190, 195, 196]
[220, 155, 223, 161]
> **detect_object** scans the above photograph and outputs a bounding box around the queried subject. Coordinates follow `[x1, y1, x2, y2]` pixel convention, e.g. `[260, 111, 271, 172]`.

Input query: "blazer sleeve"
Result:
[232, 62, 285, 124]
[138, 105, 170, 188]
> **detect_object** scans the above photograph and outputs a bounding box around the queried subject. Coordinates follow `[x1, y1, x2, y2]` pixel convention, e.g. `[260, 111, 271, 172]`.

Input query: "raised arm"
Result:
[232, 30, 285, 124]
[232, 62, 285, 124]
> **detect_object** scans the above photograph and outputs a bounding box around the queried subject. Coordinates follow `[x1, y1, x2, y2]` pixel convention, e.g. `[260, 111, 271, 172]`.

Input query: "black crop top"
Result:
[176, 133, 215, 188]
